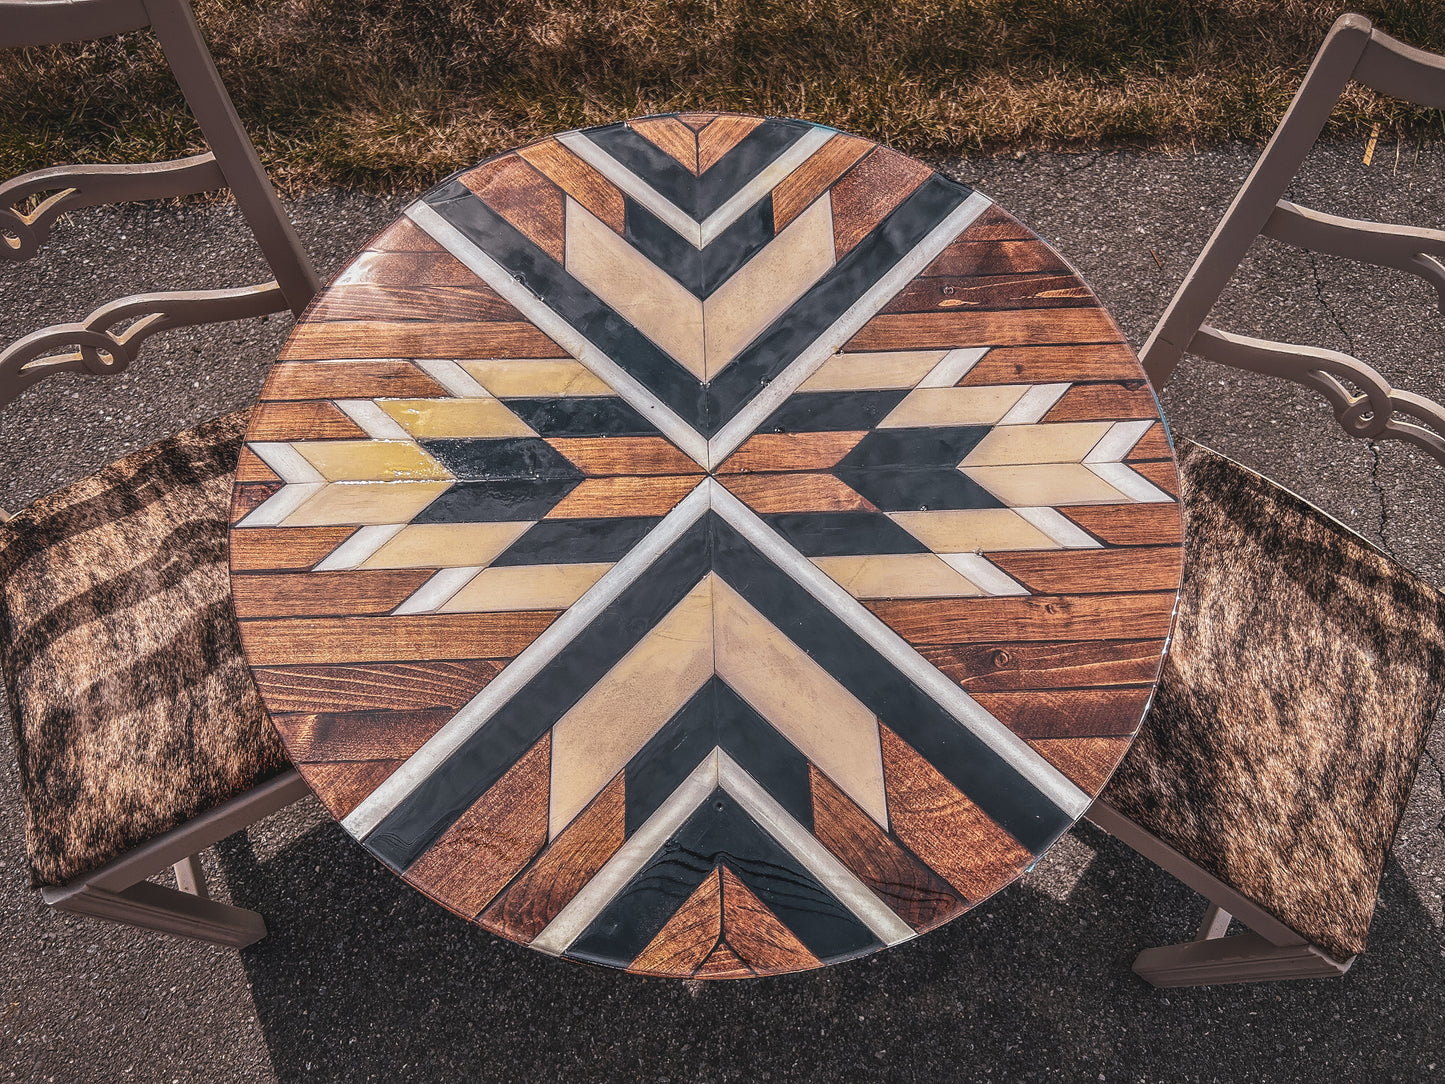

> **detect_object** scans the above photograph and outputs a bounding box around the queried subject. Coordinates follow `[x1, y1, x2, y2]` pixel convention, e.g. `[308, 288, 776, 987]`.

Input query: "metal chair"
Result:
[0, 0, 317, 946]
[1088, 12, 1445, 986]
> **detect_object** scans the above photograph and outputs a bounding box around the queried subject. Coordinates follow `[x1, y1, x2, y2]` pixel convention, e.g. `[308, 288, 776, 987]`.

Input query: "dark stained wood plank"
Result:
[921, 238, 1071, 278]
[264, 361, 450, 401]
[405, 733, 550, 918]
[278, 707, 454, 761]
[245, 400, 369, 442]
[719, 866, 823, 976]
[460, 154, 566, 262]
[1127, 423, 1174, 460]
[231, 526, 356, 572]
[306, 284, 523, 325]
[919, 639, 1169, 692]
[880, 725, 1031, 903]
[697, 115, 764, 173]
[302, 760, 404, 819]
[480, 774, 625, 942]
[1131, 459, 1181, 496]
[239, 611, 560, 666]
[252, 659, 503, 713]
[280, 320, 569, 361]
[630, 116, 699, 173]
[231, 570, 436, 617]
[545, 437, 702, 477]
[1042, 382, 1161, 422]
[235, 446, 280, 484]
[960, 344, 1145, 385]
[844, 308, 1125, 352]
[717, 472, 876, 514]
[987, 547, 1183, 594]
[770, 133, 872, 230]
[1061, 504, 1185, 546]
[1028, 736, 1133, 792]
[336, 250, 485, 288]
[714, 431, 867, 473]
[830, 147, 934, 260]
[809, 766, 961, 932]
[365, 217, 447, 253]
[543, 475, 700, 519]
[630, 869, 722, 976]
[864, 592, 1178, 644]
[880, 273, 1094, 315]
[516, 139, 626, 233]
[971, 687, 1155, 738]
[232, 481, 281, 520]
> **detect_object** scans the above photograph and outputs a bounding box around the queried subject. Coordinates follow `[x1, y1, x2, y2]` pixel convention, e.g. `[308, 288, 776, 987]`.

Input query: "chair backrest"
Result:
[1141, 12, 1445, 467]
[0, 0, 320, 412]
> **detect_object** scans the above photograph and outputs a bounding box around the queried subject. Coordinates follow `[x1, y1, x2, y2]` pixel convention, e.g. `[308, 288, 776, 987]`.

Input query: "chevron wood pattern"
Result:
[230, 113, 1184, 978]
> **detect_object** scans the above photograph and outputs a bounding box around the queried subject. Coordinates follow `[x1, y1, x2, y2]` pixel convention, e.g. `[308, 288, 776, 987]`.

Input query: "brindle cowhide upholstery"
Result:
[0, 411, 288, 888]
[1102, 440, 1445, 961]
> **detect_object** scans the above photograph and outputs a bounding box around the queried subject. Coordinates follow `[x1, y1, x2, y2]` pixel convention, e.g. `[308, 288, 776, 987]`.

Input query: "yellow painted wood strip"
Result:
[961, 421, 1113, 466]
[440, 563, 614, 614]
[282, 481, 452, 527]
[459, 359, 612, 397]
[377, 398, 537, 439]
[879, 385, 1030, 428]
[811, 554, 983, 599]
[963, 464, 1130, 507]
[799, 351, 947, 391]
[890, 509, 1062, 553]
[293, 441, 452, 482]
[358, 522, 534, 569]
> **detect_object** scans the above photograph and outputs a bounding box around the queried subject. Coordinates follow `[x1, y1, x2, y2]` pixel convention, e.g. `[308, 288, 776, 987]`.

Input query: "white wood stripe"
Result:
[391, 565, 487, 615]
[1083, 419, 1155, 463]
[1086, 461, 1175, 503]
[1014, 506, 1104, 549]
[998, 382, 1071, 425]
[530, 753, 719, 955]
[708, 480, 1091, 819]
[247, 442, 324, 484]
[311, 522, 407, 571]
[234, 482, 326, 527]
[334, 399, 413, 441]
[938, 553, 1030, 596]
[697, 127, 836, 246]
[413, 359, 493, 398]
[917, 346, 989, 388]
[341, 478, 713, 839]
[718, 752, 914, 947]
[405, 201, 710, 468]
[706, 191, 994, 468]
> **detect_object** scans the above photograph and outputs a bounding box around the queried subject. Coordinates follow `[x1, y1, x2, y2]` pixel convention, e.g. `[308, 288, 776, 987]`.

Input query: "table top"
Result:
[229, 113, 1184, 978]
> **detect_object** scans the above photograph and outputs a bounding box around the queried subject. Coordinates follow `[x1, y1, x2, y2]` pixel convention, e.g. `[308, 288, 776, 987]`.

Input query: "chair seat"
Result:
[1102, 440, 1445, 961]
[0, 410, 288, 888]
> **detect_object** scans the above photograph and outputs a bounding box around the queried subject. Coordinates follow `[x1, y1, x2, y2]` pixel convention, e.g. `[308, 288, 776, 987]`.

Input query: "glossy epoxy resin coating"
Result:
[230, 114, 1184, 977]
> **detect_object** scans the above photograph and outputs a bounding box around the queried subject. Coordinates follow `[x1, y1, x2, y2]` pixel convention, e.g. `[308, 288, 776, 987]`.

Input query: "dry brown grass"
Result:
[2, 0, 1443, 192]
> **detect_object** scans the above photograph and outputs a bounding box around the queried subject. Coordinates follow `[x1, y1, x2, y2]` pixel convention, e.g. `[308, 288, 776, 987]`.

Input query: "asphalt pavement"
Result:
[1, 140, 1443, 1083]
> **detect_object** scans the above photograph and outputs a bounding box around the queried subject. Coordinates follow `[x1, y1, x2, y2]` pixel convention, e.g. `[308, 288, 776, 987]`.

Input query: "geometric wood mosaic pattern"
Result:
[230, 114, 1184, 978]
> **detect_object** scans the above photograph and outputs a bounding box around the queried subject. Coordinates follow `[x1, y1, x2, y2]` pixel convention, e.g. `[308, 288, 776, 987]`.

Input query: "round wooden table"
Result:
[229, 113, 1184, 978]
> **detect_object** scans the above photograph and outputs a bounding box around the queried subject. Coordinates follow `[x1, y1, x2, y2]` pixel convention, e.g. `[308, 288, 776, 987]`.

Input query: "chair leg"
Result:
[42, 879, 266, 948]
[172, 853, 209, 898]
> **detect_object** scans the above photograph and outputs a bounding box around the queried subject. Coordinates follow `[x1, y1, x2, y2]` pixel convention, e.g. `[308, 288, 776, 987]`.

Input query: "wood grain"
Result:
[278, 706, 455, 761]
[252, 659, 503, 713]
[306, 283, 523, 325]
[230, 526, 356, 572]
[717, 472, 876, 514]
[919, 639, 1168, 692]
[880, 273, 1094, 315]
[829, 147, 933, 260]
[543, 475, 701, 519]
[921, 238, 1071, 278]
[770, 133, 872, 230]
[479, 774, 626, 942]
[987, 547, 1183, 594]
[960, 344, 1146, 385]
[697, 115, 764, 173]
[517, 139, 626, 233]
[366, 217, 447, 253]
[405, 733, 550, 918]
[232, 481, 281, 519]
[1060, 504, 1184, 546]
[245, 401, 368, 442]
[1041, 382, 1161, 422]
[880, 725, 1031, 903]
[1126, 423, 1173, 461]
[630, 869, 722, 975]
[231, 570, 435, 617]
[809, 767, 961, 932]
[692, 943, 755, 979]
[337, 250, 485, 288]
[720, 866, 822, 975]
[844, 308, 1126, 352]
[280, 320, 568, 361]
[948, 204, 1035, 242]
[630, 116, 699, 173]
[865, 592, 1178, 643]
[238, 611, 560, 665]
[302, 760, 405, 818]
[971, 686, 1155, 738]
[545, 437, 703, 477]
[461, 154, 566, 263]
[1130, 459, 1181, 495]
[715, 432, 867, 473]
[1027, 736, 1133, 792]
[264, 361, 450, 401]
[235, 446, 280, 484]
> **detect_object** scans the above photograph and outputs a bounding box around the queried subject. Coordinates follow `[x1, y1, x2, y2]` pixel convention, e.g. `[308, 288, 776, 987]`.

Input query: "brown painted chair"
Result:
[1088, 12, 1445, 987]
[0, 0, 319, 946]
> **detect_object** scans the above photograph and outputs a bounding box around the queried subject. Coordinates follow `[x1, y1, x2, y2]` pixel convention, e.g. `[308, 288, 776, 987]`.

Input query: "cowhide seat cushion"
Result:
[1102, 439, 1445, 962]
[0, 410, 289, 888]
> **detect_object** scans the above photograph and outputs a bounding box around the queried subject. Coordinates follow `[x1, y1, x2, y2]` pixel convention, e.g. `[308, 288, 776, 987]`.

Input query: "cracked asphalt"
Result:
[1, 141, 1443, 1083]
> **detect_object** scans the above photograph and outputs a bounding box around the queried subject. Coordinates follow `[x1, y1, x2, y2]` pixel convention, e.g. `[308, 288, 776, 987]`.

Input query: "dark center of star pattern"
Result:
[229, 112, 1185, 978]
